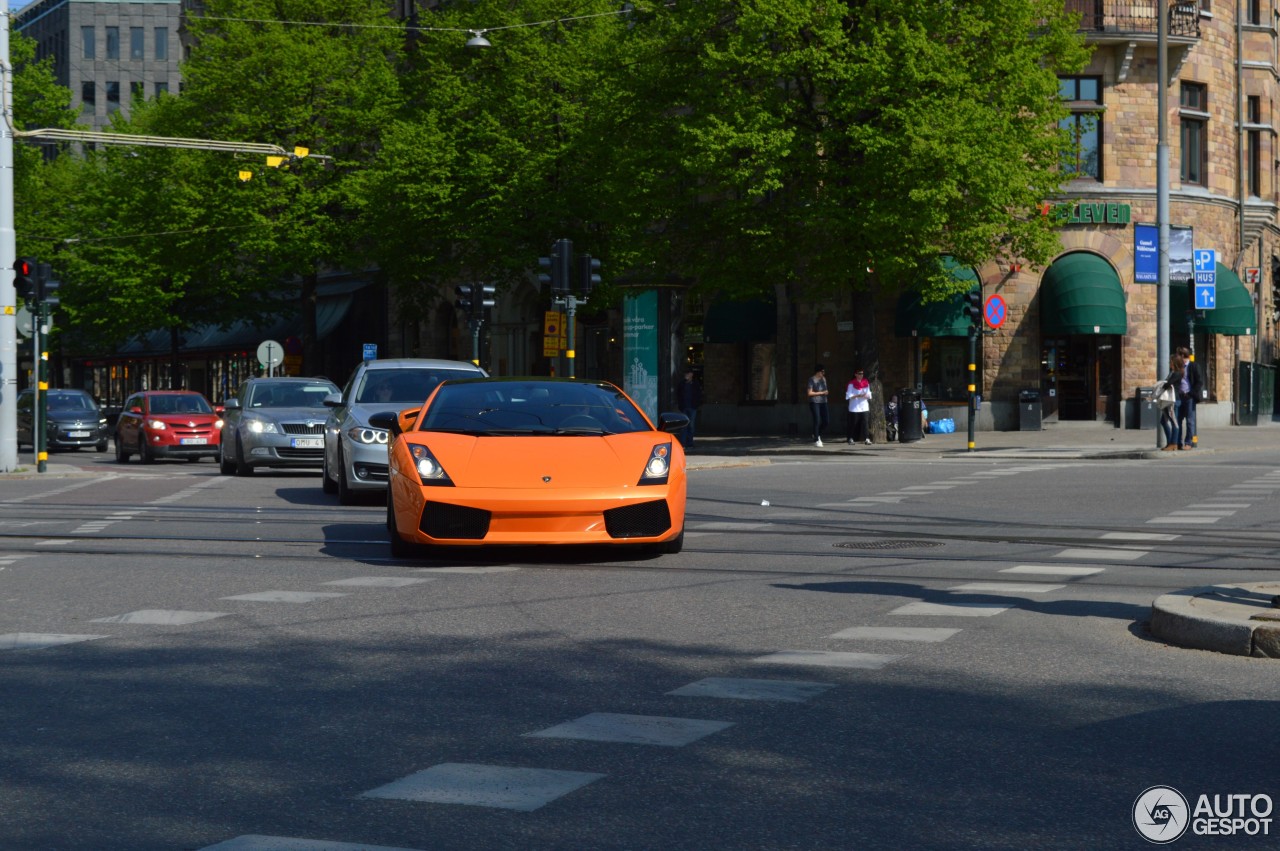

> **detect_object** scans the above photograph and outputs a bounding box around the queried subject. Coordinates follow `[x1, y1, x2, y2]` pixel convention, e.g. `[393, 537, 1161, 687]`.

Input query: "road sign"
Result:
[1193, 248, 1216, 285]
[16, 305, 33, 338]
[1245, 267, 1261, 285]
[257, 339, 284, 367]
[1195, 285, 1217, 310]
[983, 294, 1007, 330]
[362, 343, 378, 361]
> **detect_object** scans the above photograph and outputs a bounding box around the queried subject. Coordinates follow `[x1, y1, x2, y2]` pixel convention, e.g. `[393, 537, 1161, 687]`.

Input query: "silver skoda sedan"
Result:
[219, 377, 341, 476]
[322, 358, 486, 503]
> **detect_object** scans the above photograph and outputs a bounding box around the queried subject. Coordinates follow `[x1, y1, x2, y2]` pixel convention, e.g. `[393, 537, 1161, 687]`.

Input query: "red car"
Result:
[115, 390, 223, 463]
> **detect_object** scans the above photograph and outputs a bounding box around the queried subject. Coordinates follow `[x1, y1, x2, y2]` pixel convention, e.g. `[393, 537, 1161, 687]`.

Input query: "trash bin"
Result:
[1134, 386, 1159, 431]
[1018, 389, 1042, 431]
[898, 389, 923, 443]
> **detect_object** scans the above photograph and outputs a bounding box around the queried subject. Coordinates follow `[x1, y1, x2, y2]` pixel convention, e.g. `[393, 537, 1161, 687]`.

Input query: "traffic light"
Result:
[35, 263, 59, 307]
[537, 239, 574, 294]
[476, 283, 496, 311]
[13, 257, 35, 300]
[454, 284, 473, 313]
[577, 254, 601, 295]
[965, 289, 983, 327]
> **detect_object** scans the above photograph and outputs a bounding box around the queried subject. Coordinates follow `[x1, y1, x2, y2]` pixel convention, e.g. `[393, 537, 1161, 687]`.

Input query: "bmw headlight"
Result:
[409, 444, 453, 486]
[348, 426, 389, 445]
[247, 417, 278, 434]
[638, 443, 672, 485]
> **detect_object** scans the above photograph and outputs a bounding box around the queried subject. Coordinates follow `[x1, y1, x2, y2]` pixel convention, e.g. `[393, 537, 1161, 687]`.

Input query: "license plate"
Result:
[180, 438, 208, 445]
[291, 437, 323, 449]
[68, 431, 91, 438]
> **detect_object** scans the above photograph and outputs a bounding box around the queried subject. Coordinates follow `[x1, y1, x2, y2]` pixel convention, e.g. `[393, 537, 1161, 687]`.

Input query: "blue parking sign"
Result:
[363, 343, 378, 361]
[1193, 248, 1216, 285]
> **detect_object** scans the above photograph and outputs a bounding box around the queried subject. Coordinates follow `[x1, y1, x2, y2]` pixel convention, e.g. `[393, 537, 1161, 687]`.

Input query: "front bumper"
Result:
[241, 427, 325, 468]
[48, 423, 110, 449]
[343, 438, 391, 491]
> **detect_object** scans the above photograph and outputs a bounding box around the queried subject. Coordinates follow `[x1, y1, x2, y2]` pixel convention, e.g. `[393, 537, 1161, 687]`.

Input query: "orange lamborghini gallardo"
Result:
[377, 377, 689, 558]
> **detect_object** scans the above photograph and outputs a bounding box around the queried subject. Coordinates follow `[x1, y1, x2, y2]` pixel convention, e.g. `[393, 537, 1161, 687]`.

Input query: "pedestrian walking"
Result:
[1159, 353, 1184, 451]
[1176, 346, 1203, 449]
[676, 368, 702, 449]
[807, 364, 829, 446]
[845, 369, 872, 445]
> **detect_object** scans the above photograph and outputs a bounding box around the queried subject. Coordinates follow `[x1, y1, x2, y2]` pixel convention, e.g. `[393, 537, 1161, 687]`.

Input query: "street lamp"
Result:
[466, 30, 492, 48]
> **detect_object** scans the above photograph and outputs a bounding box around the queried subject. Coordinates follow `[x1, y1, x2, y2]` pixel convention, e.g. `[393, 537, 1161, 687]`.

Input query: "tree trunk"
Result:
[169, 326, 183, 389]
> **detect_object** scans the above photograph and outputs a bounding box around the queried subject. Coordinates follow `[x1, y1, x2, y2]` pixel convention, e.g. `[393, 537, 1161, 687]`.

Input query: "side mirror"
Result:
[368, 411, 401, 437]
[322, 392, 342, 408]
[657, 411, 689, 434]
[129, 406, 143, 414]
[214, 405, 225, 416]
[223, 398, 242, 410]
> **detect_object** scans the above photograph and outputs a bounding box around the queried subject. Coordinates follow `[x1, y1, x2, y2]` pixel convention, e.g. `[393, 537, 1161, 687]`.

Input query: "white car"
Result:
[321, 358, 487, 503]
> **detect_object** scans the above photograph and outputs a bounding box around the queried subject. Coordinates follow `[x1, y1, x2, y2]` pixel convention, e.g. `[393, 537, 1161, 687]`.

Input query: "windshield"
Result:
[148, 395, 213, 415]
[47, 393, 97, 413]
[421, 382, 649, 436]
[247, 381, 338, 408]
[356, 368, 478, 405]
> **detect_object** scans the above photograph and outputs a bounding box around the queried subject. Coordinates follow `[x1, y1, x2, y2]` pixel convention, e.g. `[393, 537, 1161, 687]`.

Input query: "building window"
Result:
[106, 81, 120, 113]
[1248, 96, 1262, 197]
[106, 27, 119, 60]
[81, 81, 95, 114]
[130, 27, 144, 60]
[1246, 0, 1262, 24]
[155, 81, 169, 97]
[1180, 82, 1208, 186]
[130, 81, 145, 104]
[82, 27, 94, 60]
[1058, 76, 1102, 179]
[155, 28, 168, 61]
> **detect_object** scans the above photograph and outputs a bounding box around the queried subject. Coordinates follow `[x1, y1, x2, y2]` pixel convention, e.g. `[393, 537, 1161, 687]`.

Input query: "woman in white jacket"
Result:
[845, 369, 872, 445]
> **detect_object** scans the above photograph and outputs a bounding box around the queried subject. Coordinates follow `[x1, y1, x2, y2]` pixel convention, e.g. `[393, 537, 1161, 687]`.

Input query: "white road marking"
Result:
[221, 591, 349, 603]
[667, 677, 835, 703]
[753, 649, 903, 669]
[828, 626, 959, 642]
[0, 633, 109, 650]
[890, 602, 1008, 617]
[1053, 547, 1147, 560]
[322, 577, 436, 587]
[948, 582, 1065, 594]
[1100, 532, 1178, 541]
[360, 763, 605, 812]
[1001, 565, 1104, 576]
[91, 610, 229, 625]
[1147, 516, 1221, 525]
[412, 566, 520, 574]
[525, 713, 733, 747]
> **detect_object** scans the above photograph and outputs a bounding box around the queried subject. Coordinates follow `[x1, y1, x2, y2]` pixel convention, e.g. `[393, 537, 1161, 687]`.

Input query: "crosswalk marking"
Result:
[948, 582, 1065, 594]
[667, 677, 835, 703]
[1052, 547, 1146, 560]
[524, 713, 733, 747]
[361, 763, 605, 812]
[91, 610, 228, 625]
[221, 590, 349, 603]
[753, 649, 903, 669]
[1147, 516, 1221, 524]
[890, 601, 1008, 617]
[1001, 565, 1104, 576]
[0, 633, 108, 650]
[829, 626, 959, 642]
[322, 577, 436, 588]
[1100, 532, 1177, 541]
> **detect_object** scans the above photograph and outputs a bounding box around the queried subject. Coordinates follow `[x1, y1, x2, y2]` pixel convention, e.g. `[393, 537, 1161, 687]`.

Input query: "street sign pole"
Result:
[967, 325, 977, 453]
[34, 301, 46, 472]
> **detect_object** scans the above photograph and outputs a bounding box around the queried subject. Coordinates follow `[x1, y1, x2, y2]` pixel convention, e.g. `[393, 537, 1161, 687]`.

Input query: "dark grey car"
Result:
[16, 388, 110, 452]
[218, 377, 340, 476]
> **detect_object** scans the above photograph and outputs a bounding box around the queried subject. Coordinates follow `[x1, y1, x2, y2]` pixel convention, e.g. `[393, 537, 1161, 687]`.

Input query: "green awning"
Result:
[894, 256, 979, 338]
[1169, 262, 1254, 336]
[1039, 252, 1127, 335]
[703, 299, 776, 344]
[1197, 263, 1255, 335]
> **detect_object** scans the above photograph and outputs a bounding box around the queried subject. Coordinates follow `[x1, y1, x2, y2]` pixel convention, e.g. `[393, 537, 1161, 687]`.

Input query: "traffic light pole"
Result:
[469, 317, 482, 367]
[1, 1, 19, 472]
[33, 301, 45, 471]
[967, 326, 977, 453]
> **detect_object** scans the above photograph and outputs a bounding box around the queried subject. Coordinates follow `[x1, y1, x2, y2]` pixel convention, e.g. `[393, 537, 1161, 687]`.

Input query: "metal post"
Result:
[1156, 0, 1170, 448]
[967, 327, 977, 452]
[565, 295, 577, 379]
[0, 0, 19, 472]
[35, 301, 46, 472]
[469, 317, 481, 367]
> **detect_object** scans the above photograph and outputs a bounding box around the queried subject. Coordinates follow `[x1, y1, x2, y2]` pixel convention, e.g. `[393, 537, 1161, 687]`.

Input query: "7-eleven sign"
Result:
[1245, 267, 1261, 286]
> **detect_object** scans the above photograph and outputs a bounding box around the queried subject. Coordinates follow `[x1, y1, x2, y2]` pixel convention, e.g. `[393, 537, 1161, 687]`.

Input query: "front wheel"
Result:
[140, 437, 155, 464]
[115, 437, 130, 463]
[337, 448, 357, 505]
[388, 489, 427, 559]
[322, 452, 338, 495]
[218, 435, 235, 475]
[653, 530, 684, 555]
[234, 437, 254, 477]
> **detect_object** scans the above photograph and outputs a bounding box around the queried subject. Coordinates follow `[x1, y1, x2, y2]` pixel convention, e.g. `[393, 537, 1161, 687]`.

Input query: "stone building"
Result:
[695, 1, 1280, 435]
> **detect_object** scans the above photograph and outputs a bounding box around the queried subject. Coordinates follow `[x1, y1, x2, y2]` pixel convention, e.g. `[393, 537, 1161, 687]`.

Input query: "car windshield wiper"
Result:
[553, 426, 614, 435]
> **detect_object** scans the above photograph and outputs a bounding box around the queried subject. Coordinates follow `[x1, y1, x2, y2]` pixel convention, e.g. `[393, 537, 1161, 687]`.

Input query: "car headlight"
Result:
[145, 419, 167, 430]
[214, 418, 224, 430]
[638, 443, 671, 485]
[98, 418, 108, 426]
[409, 444, 453, 486]
[348, 426, 389, 445]
[247, 418, 278, 434]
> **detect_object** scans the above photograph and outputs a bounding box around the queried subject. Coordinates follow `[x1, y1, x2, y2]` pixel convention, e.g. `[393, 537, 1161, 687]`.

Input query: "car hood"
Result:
[47, 411, 104, 424]
[147, 413, 220, 426]
[420, 432, 675, 489]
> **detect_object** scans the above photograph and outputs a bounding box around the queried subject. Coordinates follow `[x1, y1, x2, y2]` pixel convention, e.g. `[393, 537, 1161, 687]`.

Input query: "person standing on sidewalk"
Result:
[807, 364, 829, 446]
[1176, 345, 1203, 449]
[845, 369, 872, 445]
[1160, 353, 1184, 451]
[676, 369, 702, 449]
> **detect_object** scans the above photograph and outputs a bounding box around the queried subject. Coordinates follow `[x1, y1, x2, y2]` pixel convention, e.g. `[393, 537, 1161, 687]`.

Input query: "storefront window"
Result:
[920, 337, 972, 400]
[747, 343, 777, 401]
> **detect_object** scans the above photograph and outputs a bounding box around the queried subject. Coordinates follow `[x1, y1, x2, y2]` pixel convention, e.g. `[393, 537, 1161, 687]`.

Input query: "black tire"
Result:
[654, 530, 684, 555]
[115, 437, 130, 463]
[140, 437, 156, 465]
[387, 489, 426, 559]
[234, 437, 254, 477]
[95, 441, 108, 453]
[322, 452, 338, 494]
[337, 448, 357, 505]
[186, 455, 201, 462]
[218, 434, 235, 475]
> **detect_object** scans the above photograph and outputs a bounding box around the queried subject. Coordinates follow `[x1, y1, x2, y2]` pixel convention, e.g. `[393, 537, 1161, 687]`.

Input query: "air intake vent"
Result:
[604, 500, 671, 538]
[420, 501, 491, 540]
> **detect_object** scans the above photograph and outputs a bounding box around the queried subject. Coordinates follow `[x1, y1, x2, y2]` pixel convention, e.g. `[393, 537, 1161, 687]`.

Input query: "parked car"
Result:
[115, 390, 222, 463]
[380, 377, 688, 558]
[322, 358, 486, 504]
[218, 376, 341, 476]
[16, 388, 110, 452]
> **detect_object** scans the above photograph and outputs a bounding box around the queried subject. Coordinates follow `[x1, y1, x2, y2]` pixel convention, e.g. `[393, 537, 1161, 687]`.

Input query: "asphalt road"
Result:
[1, 449, 1278, 850]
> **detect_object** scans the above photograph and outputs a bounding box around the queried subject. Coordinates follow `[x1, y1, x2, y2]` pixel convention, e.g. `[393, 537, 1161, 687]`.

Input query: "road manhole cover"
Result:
[833, 540, 944, 550]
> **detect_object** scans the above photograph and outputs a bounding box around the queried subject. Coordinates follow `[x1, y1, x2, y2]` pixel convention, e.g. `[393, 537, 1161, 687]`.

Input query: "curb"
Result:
[1150, 584, 1280, 658]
